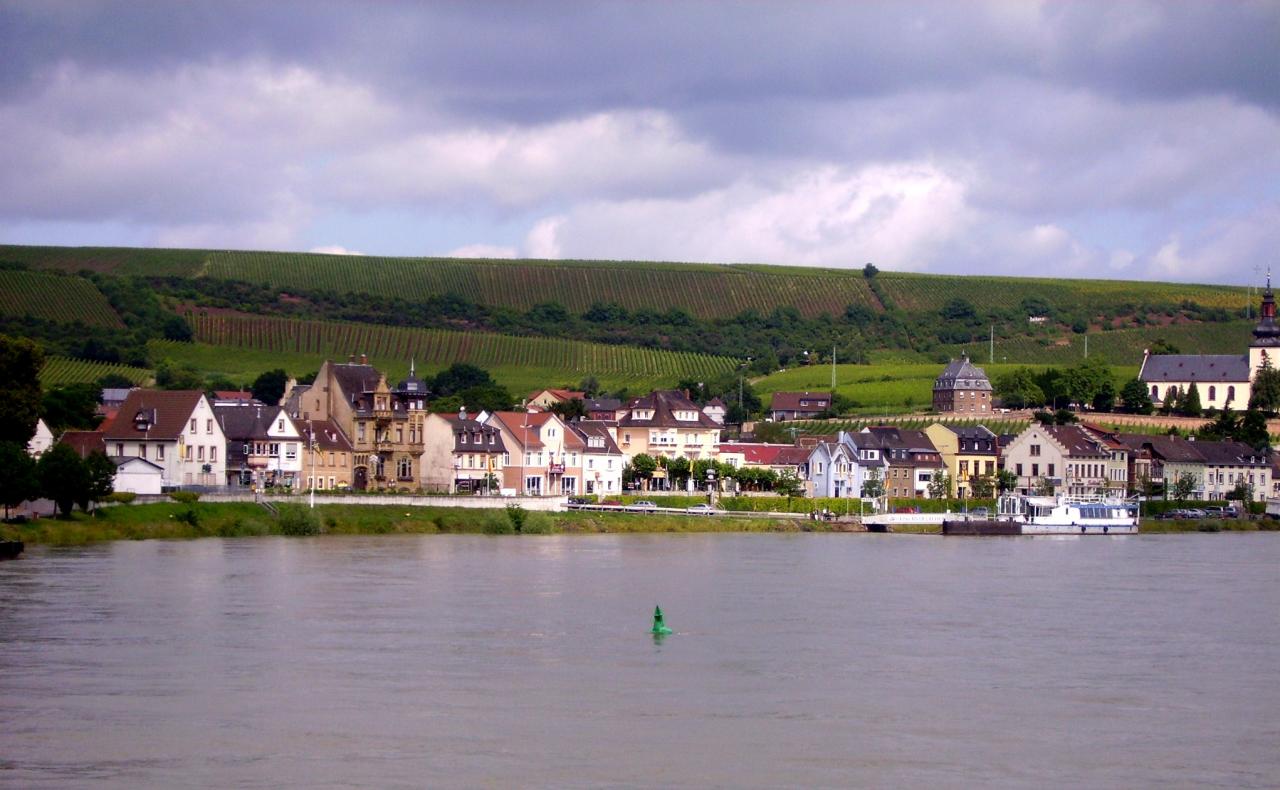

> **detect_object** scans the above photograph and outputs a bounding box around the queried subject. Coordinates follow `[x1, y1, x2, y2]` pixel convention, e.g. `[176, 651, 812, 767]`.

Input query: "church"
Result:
[1139, 275, 1280, 410]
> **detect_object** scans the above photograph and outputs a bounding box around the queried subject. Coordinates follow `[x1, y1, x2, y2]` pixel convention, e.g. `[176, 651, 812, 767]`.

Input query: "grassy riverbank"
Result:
[0, 503, 826, 546]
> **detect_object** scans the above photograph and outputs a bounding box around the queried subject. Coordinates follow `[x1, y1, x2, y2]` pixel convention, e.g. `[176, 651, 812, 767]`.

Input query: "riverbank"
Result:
[0, 502, 830, 546]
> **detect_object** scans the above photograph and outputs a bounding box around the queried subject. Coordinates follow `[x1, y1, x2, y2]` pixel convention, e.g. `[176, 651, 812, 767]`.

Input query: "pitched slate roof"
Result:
[331, 363, 383, 400]
[571, 420, 621, 455]
[934, 354, 992, 391]
[102, 390, 205, 441]
[620, 390, 720, 429]
[1127, 434, 1206, 464]
[214, 404, 279, 442]
[1190, 440, 1267, 466]
[302, 419, 353, 453]
[769, 391, 832, 412]
[1139, 354, 1250, 383]
[585, 397, 622, 412]
[440, 414, 506, 453]
[1041, 425, 1109, 458]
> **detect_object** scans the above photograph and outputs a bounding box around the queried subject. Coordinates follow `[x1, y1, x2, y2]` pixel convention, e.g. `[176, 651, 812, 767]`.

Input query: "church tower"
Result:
[1248, 269, 1280, 377]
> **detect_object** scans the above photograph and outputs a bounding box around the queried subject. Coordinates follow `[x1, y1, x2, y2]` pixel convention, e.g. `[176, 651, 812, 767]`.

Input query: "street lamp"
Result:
[307, 420, 316, 509]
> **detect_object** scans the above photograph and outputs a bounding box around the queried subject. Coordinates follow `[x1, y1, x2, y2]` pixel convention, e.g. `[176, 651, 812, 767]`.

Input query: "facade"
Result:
[527, 389, 585, 410]
[572, 420, 624, 495]
[805, 431, 888, 498]
[215, 404, 303, 489]
[420, 411, 507, 494]
[112, 456, 164, 495]
[1188, 440, 1270, 502]
[616, 390, 721, 461]
[102, 390, 227, 487]
[1139, 277, 1280, 409]
[301, 419, 354, 491]
[702, 397, 727, 425]
[923, 424, 999, 498]
[769, 391, 832, 421]
[584, 397, 624, 420]
[933, 353, 992, 413]
[860, 427, 944, 499]
[485, 411, 581, 495]
[1001, 424, 1124, 497]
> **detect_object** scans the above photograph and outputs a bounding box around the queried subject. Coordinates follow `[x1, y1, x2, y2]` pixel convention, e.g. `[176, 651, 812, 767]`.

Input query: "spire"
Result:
[1252, 266, 1280, 346]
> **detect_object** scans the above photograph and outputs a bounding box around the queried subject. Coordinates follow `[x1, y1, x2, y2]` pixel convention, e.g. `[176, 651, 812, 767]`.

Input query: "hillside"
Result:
[0, 244, 1248, 319]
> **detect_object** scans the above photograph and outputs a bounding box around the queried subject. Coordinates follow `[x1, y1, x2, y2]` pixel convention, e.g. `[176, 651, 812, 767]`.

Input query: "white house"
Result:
[27, 418, 54, 457]
[112, 456, 165, 495]
[102, 390, 227, 487]
[806, 431, 888, 498]
[572, 420, 624, 496]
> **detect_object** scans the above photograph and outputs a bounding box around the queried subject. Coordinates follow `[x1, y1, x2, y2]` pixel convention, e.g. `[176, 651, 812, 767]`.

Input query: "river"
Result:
[1, 533, 1278, 788]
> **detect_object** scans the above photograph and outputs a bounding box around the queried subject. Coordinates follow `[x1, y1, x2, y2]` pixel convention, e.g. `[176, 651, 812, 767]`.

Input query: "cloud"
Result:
[309, 245, 366, 256]
[446, 244, 516, 259]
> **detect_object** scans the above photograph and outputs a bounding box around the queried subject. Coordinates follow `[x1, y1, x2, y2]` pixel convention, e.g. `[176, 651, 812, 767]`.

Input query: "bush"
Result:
[277, 505, 321, 536]
[505, 504, 527, 533]
[483, 512, 514, 534]
[520, 511, 555, 534]
[106, 492, 137, 504]
[175, 507, 200, 527]
[169, 491, 200, 504]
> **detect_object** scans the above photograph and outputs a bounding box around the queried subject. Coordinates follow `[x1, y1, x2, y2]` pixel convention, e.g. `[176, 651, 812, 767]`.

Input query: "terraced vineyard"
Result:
[0, 270, 122, 327]
[947, 321, 1253, 365]
[181, 309, 736, 384]
[0, 245, 205, 277]
[39, 356, 150, 387]
[785, 416, 1034, 436]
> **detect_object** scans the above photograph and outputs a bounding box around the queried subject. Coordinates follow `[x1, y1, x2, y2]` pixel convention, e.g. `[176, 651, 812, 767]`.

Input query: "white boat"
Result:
[996, 493, 1139, 535]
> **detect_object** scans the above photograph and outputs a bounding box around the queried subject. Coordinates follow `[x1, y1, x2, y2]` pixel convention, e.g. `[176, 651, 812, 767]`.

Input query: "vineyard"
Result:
[39, 356, 150, 387]
[0, 245, 205, 277]
[784, 416, 1034, 436]
[943, 321, 1253, 365]
[878, 271, 1248, 313]
[177, 310, 737, 391]
[0, 270, 122, 328]
[754, 363, 1139, 415]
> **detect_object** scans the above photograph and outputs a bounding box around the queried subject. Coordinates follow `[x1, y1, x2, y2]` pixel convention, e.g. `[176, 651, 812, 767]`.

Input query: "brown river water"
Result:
[1, 533, 1278, 788]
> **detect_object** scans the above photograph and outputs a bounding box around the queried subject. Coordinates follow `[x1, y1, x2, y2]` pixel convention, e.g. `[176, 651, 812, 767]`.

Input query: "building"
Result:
[768, 391, 832, 421]
[102, 390, 227, 487]
[485, 411, 579, 495]
[572, 420, 624, 495]
[702, 397, 727, 425]
[616, 390, 721, 461]
[527, 389, 585, 411]
[1187, 440, 1270, 502]
[421, 410, 507, 494]
[112, 457, 165, 495]
[27, 418, 54, 457]
[584, 397, 624, 420]
[923, 424, 999, 498]
[806, 431, 888, 499]
[59, 430, 106, 459]
[860, 427, 945, 499]
[301, 419, 354, 491]
[933, 353, 992, 413]
[215, 404, 303, 489]
[1001, 424, 1125, 497]
[1139, 276, 1280, 410]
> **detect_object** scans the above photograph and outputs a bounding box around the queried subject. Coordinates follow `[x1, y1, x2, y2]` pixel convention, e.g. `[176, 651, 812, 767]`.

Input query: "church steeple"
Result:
[1251, 266, 1280, 347]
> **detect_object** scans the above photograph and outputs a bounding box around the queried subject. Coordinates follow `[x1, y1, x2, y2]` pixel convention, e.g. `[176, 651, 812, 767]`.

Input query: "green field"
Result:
[0, 270, 122, 327]
[941, 320, 1254, 365]
[753, 363, 1139, 415]
[39, 356, 151, 387]
[1, 244, 1248, 320]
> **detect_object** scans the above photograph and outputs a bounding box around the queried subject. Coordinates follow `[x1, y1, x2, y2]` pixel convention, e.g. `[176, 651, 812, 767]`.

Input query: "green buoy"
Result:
[651, 605, 672, 635]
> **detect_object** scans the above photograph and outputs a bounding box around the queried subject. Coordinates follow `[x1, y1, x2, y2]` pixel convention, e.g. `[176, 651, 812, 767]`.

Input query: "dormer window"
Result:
[134, 410, 152, 432]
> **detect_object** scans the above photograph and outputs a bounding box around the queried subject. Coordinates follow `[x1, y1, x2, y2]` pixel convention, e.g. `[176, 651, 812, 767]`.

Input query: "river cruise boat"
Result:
[944, 494, 1139, 535]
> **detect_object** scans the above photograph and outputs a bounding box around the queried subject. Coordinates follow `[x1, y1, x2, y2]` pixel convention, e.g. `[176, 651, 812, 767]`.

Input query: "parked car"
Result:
[1203, 506, 1231, 519]
[1182, 508, 1208, 519]
[1154, 510, 1185, 520]
[686, 503, 723, 516]
[627, 500, 658, 513]
[968, 507, 990, 518]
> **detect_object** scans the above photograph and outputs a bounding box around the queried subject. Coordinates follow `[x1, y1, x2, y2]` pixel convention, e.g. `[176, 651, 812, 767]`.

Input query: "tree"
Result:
[549, 398, 587, 421]
[578, 376, 601, 398]
[1226, 480, 1253, 504]
[81, 451, 116, 514]
[251, 369, 289, 405]
[862, 263, 879, 279]
[1249, 358, 1280, 414]
[663, 456, 691, 489]
[154, 359, 204, 390]
[995, 469, 1018, 494]
[41, 383, 102, 431]
[1180, 382, 1203, 417]
[0, 334, 45, 445]
[1169, 472, 1197, 502]
[928, 470, 951, 500]
[96, 373, 135, 389]
[939, 298, 978, 322]
[969, 473, 995, 499]
[775, 470, 804, 499]
[1091, 379, 1117, 412]
[0, 441, 37, 519]
[994, 367, 1045, 409]
[1034, 477, 1056, 496]
[1150, 338, 1180, 355]
[629, 454, 657, 488]
[37, 443, 89, 518]
[1120, 378, 1155, 415]
[1238, 407, 1270, 450]
[459, 383, 513, 414]
[1199, 406, 1240, 442]
[432, 363, 492, 397]
[861, 469, 884, 499]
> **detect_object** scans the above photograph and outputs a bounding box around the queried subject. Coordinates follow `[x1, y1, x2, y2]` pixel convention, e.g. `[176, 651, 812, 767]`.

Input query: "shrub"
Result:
[277, 505, 321, 536]
[105, 492, 137, 504]
[169, 491, 200, 504]
[520, 511, 555, 534]
[175, 507, 200, 527]
[505, 504, 527, 533]
[483, 511, 514, 534]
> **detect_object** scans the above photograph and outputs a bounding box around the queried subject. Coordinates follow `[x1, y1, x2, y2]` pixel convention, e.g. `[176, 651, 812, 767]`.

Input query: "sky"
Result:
[0, 1, 1277, 285]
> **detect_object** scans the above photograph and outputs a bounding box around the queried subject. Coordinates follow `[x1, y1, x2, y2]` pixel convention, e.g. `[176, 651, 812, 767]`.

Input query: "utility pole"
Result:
[831, 343, 837, 392]
[1084, 334, 1089, 359]
[989, 325, 994, 364]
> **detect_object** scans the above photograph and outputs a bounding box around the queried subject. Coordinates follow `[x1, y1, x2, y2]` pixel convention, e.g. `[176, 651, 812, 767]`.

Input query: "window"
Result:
[461, 433, 468, 444]
[206, 419, 213, 434]
[185, 445, 193, 461]
[277, 419, 284, 431]
[395, 427, 403, 443]
[198, 445, 205, 461]
[1208, 386, 1216, 402]
[1151, 385, 1158, 399]
[1016, 463, 1023, 476]
[397, 457, 412, 480]
[116, 443, 124, 456]
[357, 423, 365, 441]
[190, 418, 197, 434]
[1228, 386, 1236, 403]
[210, 446, 217, 463]
[158, 445, 165, 460]
[1030, 444, 1041, 457]
[1031, 463, 1039, 477]
[1048, 464, 1054, 477]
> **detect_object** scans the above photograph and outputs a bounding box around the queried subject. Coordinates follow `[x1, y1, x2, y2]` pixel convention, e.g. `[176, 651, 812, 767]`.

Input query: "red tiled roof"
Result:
[214, 390, 254, 400]
[60, 430, 106, 458]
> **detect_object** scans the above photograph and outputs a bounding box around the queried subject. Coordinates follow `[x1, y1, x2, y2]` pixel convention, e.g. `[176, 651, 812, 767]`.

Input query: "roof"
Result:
[529, 388, 584, 402]
[769, 391, 832, 412]
[100, 388, 133, 403]
[571, 420, 622, 455]
[1119, 434, 1205, 464]
[585, 397, 622, 412]
[113, 456, 163, 471]
[1139, 354, 1250, 383]
[1041, 425, 1109, 458]
[1190, 440, 1267, 466]
[488, 411, 559, 450]
[705, 397, 727, 409]
[302, 419, 353, 452]
[446, 416, 506, 453]
[949, 425, 997, 440]
[716, 443, 800, 465]
[330, 362, 383, 399]
[214, 404, 280, 441]
[934, 355, 992, 391]
[60, 430, 105, 458]
[620, 390, 721, 429]
[102, 390, 205, 441]
[214, 390, 254, 401]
